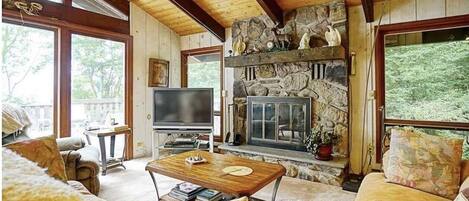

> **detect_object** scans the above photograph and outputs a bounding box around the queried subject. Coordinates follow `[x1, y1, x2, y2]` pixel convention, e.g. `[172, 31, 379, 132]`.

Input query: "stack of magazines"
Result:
[164, 138, 197, 149]
[196, 189, 223, 201]
[169, 182, 204, 201]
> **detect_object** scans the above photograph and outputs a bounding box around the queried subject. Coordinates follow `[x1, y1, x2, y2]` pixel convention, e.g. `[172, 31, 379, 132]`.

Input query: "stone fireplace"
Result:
[247, 96, 311, 151]
[220, 0, 349, 186]
[230, 0, 349, 156]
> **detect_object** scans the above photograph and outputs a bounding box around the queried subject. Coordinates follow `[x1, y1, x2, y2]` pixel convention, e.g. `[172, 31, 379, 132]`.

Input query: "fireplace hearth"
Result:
[247, 96, 311, 151]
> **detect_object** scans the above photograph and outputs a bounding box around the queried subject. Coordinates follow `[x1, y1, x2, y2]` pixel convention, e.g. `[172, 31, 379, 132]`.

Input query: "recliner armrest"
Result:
[57, 137, 85, 151]
[76, 146, 100, 179]
[61, 150, 81, 180]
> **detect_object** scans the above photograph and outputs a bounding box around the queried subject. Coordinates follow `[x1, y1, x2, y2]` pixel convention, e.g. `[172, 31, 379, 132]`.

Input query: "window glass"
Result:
[384, 27, 469, 122]
[1, 23, 56, 138]
[187, 52, 222, 136]
[72, 0, 128, 20]
[71, 34, 125, 137]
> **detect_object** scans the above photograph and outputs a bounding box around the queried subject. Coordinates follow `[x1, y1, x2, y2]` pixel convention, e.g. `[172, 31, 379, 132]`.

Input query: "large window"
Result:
[71, 34, 125, 136]
[1, 22, 56, 138]
[182, 46, 224, 141]
[2, 0, 132, 158]
[384, 29, 469, 123]
[376, 16, 469, 161]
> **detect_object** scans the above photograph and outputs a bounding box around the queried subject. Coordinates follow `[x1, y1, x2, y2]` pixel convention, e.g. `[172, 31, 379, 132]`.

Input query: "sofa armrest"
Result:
[61, 150, 81, 180]
[76, 146, 100, 180]
[57, 137, 85, 151]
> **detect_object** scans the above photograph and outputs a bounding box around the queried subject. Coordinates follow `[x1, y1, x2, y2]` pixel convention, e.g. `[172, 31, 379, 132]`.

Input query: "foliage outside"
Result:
[385, 40, 469, 158]
[187, 60, 221, 110]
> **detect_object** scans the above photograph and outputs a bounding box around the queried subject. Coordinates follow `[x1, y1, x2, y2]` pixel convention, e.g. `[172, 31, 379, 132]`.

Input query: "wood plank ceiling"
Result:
[132, 0, 366, 36]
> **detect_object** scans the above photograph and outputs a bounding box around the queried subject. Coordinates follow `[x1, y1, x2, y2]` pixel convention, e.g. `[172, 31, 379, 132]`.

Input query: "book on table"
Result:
[168, 182, 204, 201]
[196, 189, 222, 201]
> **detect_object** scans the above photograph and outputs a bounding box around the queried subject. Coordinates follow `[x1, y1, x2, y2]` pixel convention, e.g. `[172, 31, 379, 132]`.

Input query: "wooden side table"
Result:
[83, 128, 131, 175]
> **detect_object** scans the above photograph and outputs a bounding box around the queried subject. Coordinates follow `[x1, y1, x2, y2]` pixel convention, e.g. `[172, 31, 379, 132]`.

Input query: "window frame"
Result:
[181, 46, 224, 142]
[2, 20, 60, 138]
[2, 6, 133, 159]
[375, 14, 469, 163]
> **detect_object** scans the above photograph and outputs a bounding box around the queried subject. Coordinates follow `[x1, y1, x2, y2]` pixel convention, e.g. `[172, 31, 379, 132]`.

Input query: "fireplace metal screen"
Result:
[247, 96, 311, 151]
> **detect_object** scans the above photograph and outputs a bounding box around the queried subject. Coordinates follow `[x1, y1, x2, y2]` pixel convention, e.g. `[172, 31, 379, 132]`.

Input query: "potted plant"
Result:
[304, 125, 341, 161]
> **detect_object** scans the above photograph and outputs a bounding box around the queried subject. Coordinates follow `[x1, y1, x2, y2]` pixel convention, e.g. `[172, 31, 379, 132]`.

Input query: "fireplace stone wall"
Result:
[231, 0, 349, 157]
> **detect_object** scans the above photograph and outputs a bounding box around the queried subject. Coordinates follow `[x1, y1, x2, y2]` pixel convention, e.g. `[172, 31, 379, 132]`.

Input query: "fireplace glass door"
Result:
[247, 97, 311, 151]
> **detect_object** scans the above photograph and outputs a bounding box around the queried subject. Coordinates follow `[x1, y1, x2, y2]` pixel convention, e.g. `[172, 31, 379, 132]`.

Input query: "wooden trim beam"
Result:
[256, 0, 284, 27]
[168, 0, 225, 42]
[103, 0, 130, 16]
[361, 0, 374, 22]
[2, 0, 129, 34]
[59, 28, 72, 137]
[384, 119, 469, 131]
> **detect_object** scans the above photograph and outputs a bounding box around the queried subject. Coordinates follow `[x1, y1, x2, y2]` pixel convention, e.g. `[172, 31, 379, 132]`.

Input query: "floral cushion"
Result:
[386, 128, 463, 199]
[5, 136, 68, 182]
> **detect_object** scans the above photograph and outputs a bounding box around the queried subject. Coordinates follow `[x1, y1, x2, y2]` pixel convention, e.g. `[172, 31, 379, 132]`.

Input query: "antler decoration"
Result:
[14, 1, 43, 16]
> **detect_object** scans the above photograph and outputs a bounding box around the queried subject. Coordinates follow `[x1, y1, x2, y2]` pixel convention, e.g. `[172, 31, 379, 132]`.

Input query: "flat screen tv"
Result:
[153, 88, 213, 131]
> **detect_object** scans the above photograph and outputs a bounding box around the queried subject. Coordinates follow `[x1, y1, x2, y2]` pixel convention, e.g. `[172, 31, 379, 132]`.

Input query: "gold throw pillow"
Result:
[6, 136, 68, 182]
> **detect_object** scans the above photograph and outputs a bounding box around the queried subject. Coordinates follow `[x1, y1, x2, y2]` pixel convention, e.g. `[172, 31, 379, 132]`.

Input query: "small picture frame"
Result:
[148, 58, 169, 87]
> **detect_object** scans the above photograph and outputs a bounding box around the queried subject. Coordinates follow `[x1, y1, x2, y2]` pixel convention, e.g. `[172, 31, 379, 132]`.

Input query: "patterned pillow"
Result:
[5, 136, 68, 182]
[386, 128, 463, 199]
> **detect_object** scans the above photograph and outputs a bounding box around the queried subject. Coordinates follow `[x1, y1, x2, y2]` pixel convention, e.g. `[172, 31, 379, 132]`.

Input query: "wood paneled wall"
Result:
[131, 3, 181, 157]
[180, 29, 234, 140]
[348, 0, 469, 174]
[176, 0, 468, 172]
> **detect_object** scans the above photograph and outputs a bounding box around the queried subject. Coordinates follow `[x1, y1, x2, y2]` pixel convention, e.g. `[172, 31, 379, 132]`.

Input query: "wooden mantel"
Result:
[224, 46, 345, 68]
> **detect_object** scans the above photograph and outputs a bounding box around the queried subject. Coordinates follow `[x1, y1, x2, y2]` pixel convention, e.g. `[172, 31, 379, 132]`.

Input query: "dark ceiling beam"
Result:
[256, 0, 284, 27]
[169, 0, 225, 42]
[103, 0, 130, 16]
[2, 0, 129, 34]
[361, 0, 374, 22]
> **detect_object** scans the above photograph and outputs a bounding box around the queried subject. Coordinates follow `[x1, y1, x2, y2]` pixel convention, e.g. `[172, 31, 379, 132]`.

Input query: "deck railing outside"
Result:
[21, 99, 123, 137]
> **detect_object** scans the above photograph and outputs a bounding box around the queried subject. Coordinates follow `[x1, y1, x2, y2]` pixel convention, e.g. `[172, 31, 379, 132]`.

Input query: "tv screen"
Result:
[153, 88, 213, 129]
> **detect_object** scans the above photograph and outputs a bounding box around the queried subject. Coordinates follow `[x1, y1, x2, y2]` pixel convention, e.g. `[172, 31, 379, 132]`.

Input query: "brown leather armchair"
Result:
[57, 137, 101, 195]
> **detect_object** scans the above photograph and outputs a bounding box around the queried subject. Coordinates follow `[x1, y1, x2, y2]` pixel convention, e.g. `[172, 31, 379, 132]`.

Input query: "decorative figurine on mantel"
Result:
[298, 32, 311, 49]
[233, 38, 246, 56]
[271, 23, 291, 51]
[266, 41, 275, 52]
[325, 25, 341, 46]
[245, 44, 260, 54]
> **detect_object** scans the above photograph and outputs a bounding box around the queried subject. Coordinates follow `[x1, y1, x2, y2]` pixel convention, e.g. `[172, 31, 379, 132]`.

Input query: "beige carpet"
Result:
[98, 157, 356, 201]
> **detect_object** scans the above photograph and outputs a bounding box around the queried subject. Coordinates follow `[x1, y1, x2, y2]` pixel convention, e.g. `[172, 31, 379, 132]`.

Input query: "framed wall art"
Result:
[148, 58, 169, 87]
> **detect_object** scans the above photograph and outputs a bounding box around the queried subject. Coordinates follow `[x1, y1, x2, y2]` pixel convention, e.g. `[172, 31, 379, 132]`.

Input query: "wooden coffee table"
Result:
[145, 150, 286, 201]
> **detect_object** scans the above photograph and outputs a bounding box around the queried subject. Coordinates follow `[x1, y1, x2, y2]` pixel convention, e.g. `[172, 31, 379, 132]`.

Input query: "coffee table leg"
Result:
[148, 171, 160, 200]
[271, 176, 282, 201]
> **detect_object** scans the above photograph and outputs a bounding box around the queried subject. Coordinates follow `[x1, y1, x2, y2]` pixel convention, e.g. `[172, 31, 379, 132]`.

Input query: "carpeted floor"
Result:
[98, 157, 356, 201]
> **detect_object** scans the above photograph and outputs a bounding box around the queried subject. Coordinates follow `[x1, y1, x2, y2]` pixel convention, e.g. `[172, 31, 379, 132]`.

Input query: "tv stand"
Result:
[151, 129, 214, 160]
